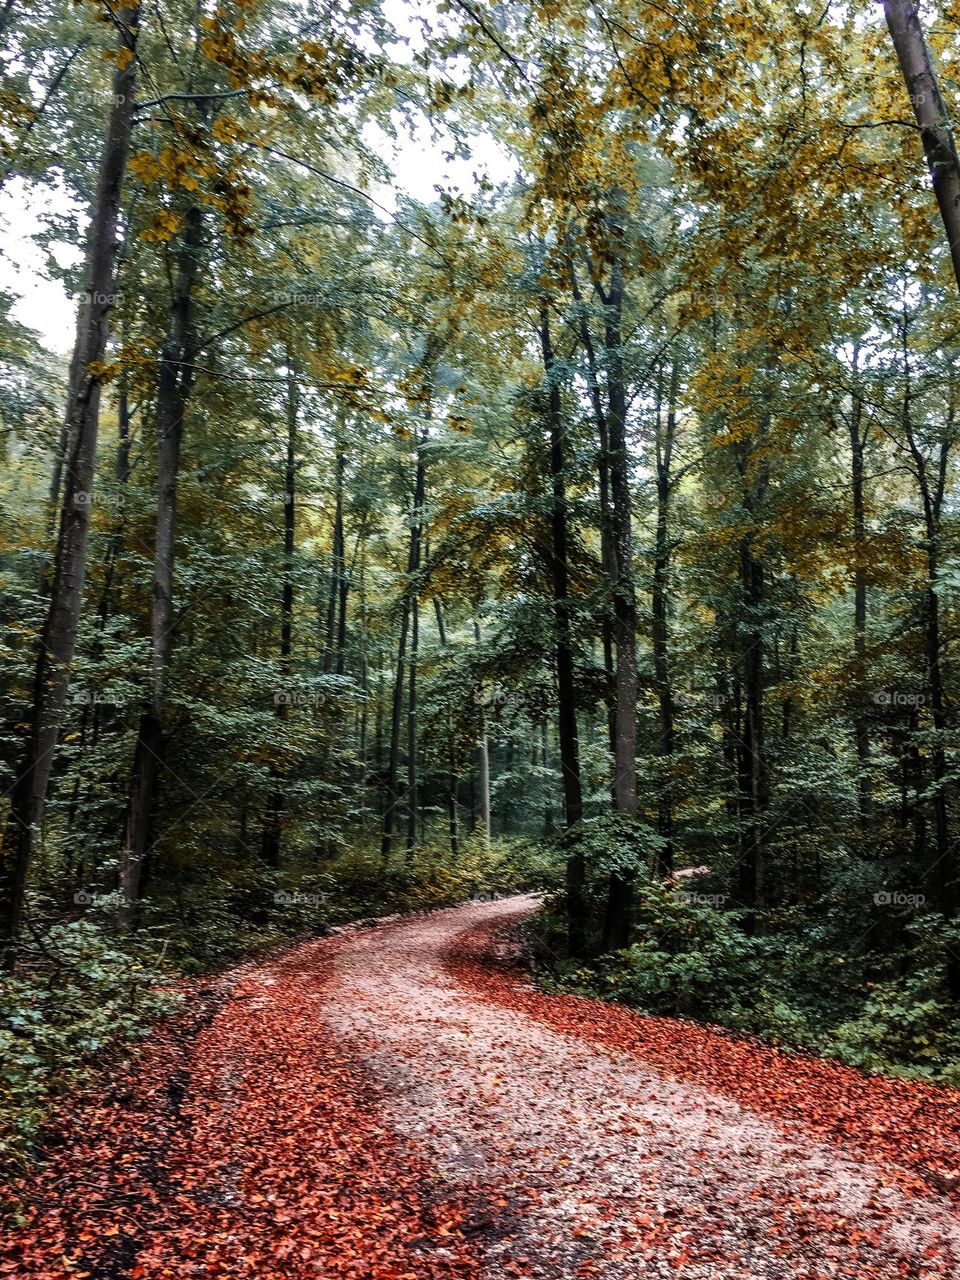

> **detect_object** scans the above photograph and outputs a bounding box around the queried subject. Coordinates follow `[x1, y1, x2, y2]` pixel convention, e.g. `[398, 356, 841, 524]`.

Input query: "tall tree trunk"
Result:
[569, 255, 617, 770]
[652, 363, 678, 876]
[324, 444, 346, 674]
[880, 8, 960, 990]
[381, 431, 426, 861]
[599, 207, 638, 952]
[539, 302, 586, 954]
[358, 562, 369, 793]
[335, 457, 350, 677]
[434, 597, 459, 859]
[849, 357, 873, 828]
[883, 0, 960, 293]
[0, 5, 141, 957]
[405, 590, 419, 861]
[472, 619, 492, 849]
[261, 355, 298, 867]
[902, 391, 957, 996]
[737, 533, 769, 918]
[120, 204, 202, 922]
[541, 722, 555, 836]
[42, 337, 82, 593]
[732, 364, 773, 923]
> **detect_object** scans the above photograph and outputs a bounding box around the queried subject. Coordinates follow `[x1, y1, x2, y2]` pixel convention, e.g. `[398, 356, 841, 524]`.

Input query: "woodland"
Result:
[2, 0, 960, 1177]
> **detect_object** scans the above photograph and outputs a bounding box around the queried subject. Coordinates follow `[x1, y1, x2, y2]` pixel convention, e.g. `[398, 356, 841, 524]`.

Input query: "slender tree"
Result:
[0, 3, 142, 957]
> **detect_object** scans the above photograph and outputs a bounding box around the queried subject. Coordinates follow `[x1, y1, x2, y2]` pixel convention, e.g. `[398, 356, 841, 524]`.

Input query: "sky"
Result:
[0, 177, 84, 354]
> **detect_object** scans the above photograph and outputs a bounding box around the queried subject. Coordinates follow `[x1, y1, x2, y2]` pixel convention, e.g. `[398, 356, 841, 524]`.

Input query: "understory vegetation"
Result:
[536, 876, 960, 1084]
[3, 0, 960, 1170]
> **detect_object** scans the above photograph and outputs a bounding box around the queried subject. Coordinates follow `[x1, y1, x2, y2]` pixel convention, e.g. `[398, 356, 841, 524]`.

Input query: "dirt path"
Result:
[320, 896, 960, 1279]
[7, 895, 960, 1280]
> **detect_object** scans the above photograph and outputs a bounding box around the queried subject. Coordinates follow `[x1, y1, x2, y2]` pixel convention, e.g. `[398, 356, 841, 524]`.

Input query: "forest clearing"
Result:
[2, 0, 960, 1274]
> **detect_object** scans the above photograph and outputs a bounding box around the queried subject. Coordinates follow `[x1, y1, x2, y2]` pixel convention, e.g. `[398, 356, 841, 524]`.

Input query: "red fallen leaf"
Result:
[3, 949, 487, 1280]
[445, 918, 960, 1214]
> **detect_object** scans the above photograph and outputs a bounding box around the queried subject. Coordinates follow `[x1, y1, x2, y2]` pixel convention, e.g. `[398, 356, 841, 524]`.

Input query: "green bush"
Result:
[548, 878, 762, 1020]
[0, 917, 181, 1171]
[532, 874, 960, 1080]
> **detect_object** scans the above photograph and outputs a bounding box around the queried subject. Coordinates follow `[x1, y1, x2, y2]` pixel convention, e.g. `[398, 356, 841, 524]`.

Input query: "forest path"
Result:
[9, 896, 960, 1280]
[316, 896, 960, 1278]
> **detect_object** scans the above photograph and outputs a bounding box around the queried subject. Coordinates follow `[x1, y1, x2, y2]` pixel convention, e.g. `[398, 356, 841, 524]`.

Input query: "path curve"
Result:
[320, 895, 960, 1279]
[8, 895, 960, 1280]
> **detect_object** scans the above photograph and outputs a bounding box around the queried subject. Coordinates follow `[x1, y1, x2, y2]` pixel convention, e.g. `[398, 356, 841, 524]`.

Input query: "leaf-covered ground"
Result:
[5, 896, 960, 1278]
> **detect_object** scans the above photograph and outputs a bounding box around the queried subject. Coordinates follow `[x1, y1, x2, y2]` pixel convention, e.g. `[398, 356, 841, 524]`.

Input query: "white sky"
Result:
[0, 178, 84, 353]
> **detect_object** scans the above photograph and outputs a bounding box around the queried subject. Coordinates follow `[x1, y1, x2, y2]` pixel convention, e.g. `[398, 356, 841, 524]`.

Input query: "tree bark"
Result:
[261, 355, 298, 868]
[539, 302, 586, 954]
[120, 203, 203, 922]
[434, 597, 459, 858]
[652, 363, 678, 875]
[737, 534, 769, 917]
[883, 0, 960, 293]
[323, 444, 346, 674]
[381, 429, 426, 861]
[472, 619, 492, 849]
[902, 388, 957, 996]
[598, 201, 638, 953]
[405, 589, 419, 861]
[848, 357, 873, 828]
[569, 255, 617, 771]
[0, 4, 141, 957]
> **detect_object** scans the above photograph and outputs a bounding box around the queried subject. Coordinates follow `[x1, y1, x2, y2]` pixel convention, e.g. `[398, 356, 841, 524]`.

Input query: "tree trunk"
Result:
[120, 204, 203, 922]
[652, 363, 678, 875]
[434, 597, 459, 859]
[0, 4, 141, 957]
[357, 561, 369, 795]
[261, 355, 298, 867]
[599, 207, 638, 953]
[883, 0, 960, 293]
[737, 534, 769, 918]
[569, 255, 617, 771]
[335, 458, 349, 677]
[381, 431, 426, 861]
[324, 444, 346, 674]
[539, 302, 586, 954]
[849, 359, 873, 828]
[472, 619, 492, 849]
[405, 590, 419, 861]
[903, 398, 956, 995]
[541, 722, 555, 836]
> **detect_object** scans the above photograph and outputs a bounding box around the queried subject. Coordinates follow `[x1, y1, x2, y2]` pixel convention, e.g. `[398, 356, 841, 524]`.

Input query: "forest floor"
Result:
[6, 896, 960, 1279]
